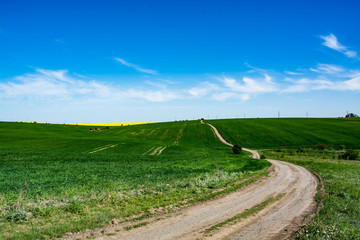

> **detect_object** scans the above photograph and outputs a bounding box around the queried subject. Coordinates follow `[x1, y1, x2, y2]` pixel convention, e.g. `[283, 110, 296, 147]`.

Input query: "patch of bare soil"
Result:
[174, 123, 187, 145]
[89, 144, 118, 154]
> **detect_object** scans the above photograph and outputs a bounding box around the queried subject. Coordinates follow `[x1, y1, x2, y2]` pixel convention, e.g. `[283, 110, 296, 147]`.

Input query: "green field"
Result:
[208, 118, 360, 149]
[209, 118, 360, 239]
[1, 118, 359, 239]
[0, 121, 269, 239]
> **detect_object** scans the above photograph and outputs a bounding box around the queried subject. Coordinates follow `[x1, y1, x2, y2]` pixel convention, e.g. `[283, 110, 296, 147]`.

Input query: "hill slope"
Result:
[208, 118, 360, 149]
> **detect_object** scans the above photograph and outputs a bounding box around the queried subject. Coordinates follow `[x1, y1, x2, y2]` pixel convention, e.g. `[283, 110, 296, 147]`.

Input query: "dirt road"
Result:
[63, 121, 318, 240]
[202, 121, 260, 159]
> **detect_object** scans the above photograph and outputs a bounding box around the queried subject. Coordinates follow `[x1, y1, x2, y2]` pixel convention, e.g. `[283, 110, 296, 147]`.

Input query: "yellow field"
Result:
[74, 122, 151, 126]
[29, 122, 152, 126]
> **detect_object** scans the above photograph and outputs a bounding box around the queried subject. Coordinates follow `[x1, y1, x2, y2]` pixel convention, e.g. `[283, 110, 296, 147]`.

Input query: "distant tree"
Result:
[345, 113, 359, 118]
[317, 144, 327, 150]
[296, 147, 304, 153]
[232, 145, 242, 154]
[339, 145, 346, 150]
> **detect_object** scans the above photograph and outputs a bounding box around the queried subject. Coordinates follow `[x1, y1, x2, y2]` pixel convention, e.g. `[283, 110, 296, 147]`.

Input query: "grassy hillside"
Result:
[0, 121, 269, 239]
[208, 118, 360, 149]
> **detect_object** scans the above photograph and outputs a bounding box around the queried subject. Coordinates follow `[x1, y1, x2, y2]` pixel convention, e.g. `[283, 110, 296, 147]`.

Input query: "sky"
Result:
[0, 0, 359, 123]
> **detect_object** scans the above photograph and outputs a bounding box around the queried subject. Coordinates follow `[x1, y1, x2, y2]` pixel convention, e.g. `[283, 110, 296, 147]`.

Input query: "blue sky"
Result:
[0, 0, 359, 122]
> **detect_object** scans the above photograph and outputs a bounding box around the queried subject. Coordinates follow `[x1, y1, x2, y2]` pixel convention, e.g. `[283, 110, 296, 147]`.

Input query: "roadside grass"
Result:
[262, 149, 360, 239]
[0, 121, 270, 239]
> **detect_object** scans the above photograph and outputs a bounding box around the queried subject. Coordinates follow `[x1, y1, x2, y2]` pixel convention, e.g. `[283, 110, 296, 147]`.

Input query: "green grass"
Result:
[0, 120, 270, 239]
[262, 149, 360, 239]
[208, 118, 360, 239]
[208, 118, 360, 149]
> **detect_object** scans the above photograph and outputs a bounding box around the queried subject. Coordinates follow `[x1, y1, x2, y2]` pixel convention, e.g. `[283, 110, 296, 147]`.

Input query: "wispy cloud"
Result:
[126, 89, 178, 102]
[212, 92, 250, 101]
[219, 74, 277, 94]
[284, 71, 303, 75]
[321, 34, 358, 58]
[189, 62, 360, 101]
[114, 58, 158, 75]
[0, 68, 177, 103]
[283, 69, 360, 93]
[310, 63, 345, 74]
[188, 82, 219, 98]
[1, 61, 360, 106]
[188, 74, 278, 102]
[210, 74, 277, 101]
[283, 78, 334, 93]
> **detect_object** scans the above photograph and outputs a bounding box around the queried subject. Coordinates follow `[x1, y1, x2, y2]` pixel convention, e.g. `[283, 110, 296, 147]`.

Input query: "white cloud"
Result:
[220, 75, 277, 94]
[340, 73, 360, 91]
[212, 92, 236, 101]
[188, 87, 210, 98]
[211, 92, 250, 101]
[283, 70, 360, 93]
[114, 58, 158, 74]
[0, 68, 179, 103]
[284, 71, 303, 75]
[283, 78, 334, 93]
[310, 63, 345, 74]
[126, 89, 179, 102]
[188, 82, 219, 98]
[321, 34, 358, 58]
[143, 80, 167, 89]
[1, 64, 359, 106]
[0, 69, 72, 98]
[321, 34, 345, 51]
[188, 74, 278, 102]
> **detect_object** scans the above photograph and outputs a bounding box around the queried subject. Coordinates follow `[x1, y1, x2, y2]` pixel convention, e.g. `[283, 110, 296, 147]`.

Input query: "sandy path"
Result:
[64, 121, 318, 240]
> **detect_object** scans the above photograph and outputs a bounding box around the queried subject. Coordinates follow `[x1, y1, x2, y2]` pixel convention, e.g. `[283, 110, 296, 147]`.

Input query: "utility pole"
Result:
[306, 112, 308, 118]
[278, 111, 280, 118]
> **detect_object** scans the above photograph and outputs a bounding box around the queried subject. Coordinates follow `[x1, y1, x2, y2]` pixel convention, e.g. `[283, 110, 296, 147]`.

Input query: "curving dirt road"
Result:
[63, 121, 318, 240]
[202, 120, 260, 159]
